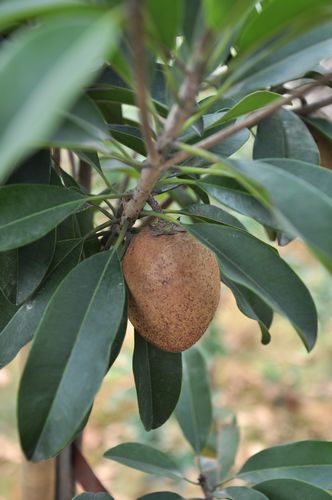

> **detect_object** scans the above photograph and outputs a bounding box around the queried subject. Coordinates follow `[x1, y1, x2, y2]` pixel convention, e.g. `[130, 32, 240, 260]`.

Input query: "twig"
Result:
[295, 94, 332, 116]
[198, 473, 213, 500]
[162, 70, 332, 169]
[129, 0, 160, 166]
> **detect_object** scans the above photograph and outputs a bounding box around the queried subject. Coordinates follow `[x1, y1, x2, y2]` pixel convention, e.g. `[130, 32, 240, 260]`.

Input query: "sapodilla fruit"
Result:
[123, 223, 221, 352]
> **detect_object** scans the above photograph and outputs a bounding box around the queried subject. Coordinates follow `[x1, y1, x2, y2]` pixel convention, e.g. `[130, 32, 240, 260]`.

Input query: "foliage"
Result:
[0, 0, 332, 498]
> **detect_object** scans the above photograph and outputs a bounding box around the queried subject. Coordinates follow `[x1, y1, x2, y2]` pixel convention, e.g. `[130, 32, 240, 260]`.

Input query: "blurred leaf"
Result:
[108, 295, 128, 370]
[203, 0, 256, 32]
[0, 239, 82, 368]
[305, 116, 332, 142]
[228, 21, 332, 97]
[231, 158, 332, 272]
[0, 185, 86, 251]
[187, 223, 317, 351]
[104, 443, 183, 480]
[0, 11, 120, 181]
[7, 149, 51, 185]
[198, 176, 278, 228]
[190, 124, 249, 159]
[217, 416, 240, 481]
[0, 290, 18, 331]
[137, 493, 184, 500]
[0, 0, 105, 30]
[253, 109, 319, 164]
[49, 95, 111, 154]
[145, 0, 183, 49]
[182, 0, 202, 45]
[18, 252, 126, 460]
[73, 494, 114, 500]
[219, 487, 269, 499]
[238, 441, 332, 489]
[175, 347, 212, 453]
[176, 203, 246, 230]
[222, 276, 273, 345]
[76, 150, 102, 173]
[109, 125, 146, 156]
[254, 478, 332, 499]
[133, 332, 182, 431]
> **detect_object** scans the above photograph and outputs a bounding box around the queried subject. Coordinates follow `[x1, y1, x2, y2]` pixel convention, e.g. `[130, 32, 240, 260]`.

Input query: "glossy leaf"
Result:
[133, 332, 182, 431]
[104, 443, 183, 480]
[253, 109, 319, 164]
[175, 347, 212, 453]
[137, 494, 184, 500]
[187, 223, 317, 351]
[0, 12, 119, 181]
[254, 478, 332, 500]
[109, 125, 146, 156]
[0, 239, 82, 368]
[0, 185, 86, 251]
[222, 276, 273, 345]
[219, 487, 268, 500]
[203, 0, 256, 32]
[73, 494, 114, 500]
[0, 291, 18, 332]
[238, 440, 332, 489]
[198, 176, 277, 228]
[176, 203, 246, 230]
[230, 158, 332, 272]
[18, 251, 126, 460]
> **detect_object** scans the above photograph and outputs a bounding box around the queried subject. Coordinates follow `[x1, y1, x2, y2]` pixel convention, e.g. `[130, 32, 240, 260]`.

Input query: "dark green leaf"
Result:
[203, 0, 256, 32]
[231, 158, 332, 272]
[198, 176, 277, 228]
[109, 125, 146, 156]
[187, 223, 317, 351]
[104, 442, 183, 480]
[254, 478, 332, 499]
[222, 276, 273, 345]
[0, 12, 120, 181]
[145, 0, 183, 49]
[7, 150, 51, 185]
[0, 290, 18, 331]
[175, 347, 212, 453]
[176, 203, 246, 230]
[238, 440, 332, 489]
[108, 295, 128, 371]
[137, 493, 184, 500]
[133, 331, 182, 431]
[219, 487, 268, 499]
[253, 109, 319, 164]
[0, 185, 86, 251]
[305, 116, 332, 142]
[0, 239, 82, 368]
[18, 251, 126, 460]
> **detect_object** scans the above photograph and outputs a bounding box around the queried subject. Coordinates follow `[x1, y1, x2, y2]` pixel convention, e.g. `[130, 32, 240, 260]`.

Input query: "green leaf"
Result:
[305, 116, 332, 142]
[18, 251, 126, 460]
[0, 239, 82, 369]
[0, 291, 18, 331]
[203, 0, 256, 32]
[238, 440, 332, 489]
[219, 487, 268, 499]
[0, 11, 120, 181]
[228, 21, 332, 97]
[186, 223, 317, 351]
[133, 332, 182, 431]
[48, 95, 111, 154]
[104, 443, 183, 480]
[211, 91, 280, 128]
[254, 478, 332, 499]
[108, 296, 128, 371]
[176, 203, 246, 230]
[145, 0, 183, 49]
[137, 493, 184, 500]
[217, 416, 240, 481]
[230, 158, 332, 272]
[109, 125, 146, 156]
[222, 276, 273, 345]
[253, 109, 320, 164]
[198, 176, 277, 228]
[73, 494, 114, 500]
[0, 0, 105, 30]
[175, 347, 212, 453]
[7, 149, 51, 185]
[0, 185, 86, 251]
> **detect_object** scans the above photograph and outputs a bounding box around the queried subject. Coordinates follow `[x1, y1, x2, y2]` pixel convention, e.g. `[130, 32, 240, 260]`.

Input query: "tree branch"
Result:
[295, 93, 332, 116]
[120, 29, 213, 225]
[129, 0, 160, 167]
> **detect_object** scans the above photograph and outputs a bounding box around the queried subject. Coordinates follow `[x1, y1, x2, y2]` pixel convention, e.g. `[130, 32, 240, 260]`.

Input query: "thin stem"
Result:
[295, 94, 332, 115]
[89, 201, 114, 220]
[140, 210, 180, 224]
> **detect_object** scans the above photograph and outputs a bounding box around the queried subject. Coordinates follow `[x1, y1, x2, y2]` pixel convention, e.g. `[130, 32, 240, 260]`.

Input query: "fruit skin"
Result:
[123, 224, 221, 352]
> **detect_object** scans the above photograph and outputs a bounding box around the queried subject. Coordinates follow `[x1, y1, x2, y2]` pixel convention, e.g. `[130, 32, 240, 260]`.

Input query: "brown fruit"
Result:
[123, 223, 221, 352]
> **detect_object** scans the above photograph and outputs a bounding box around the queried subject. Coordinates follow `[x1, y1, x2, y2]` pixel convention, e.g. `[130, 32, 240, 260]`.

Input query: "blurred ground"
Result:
[0, 237, 331, 500]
